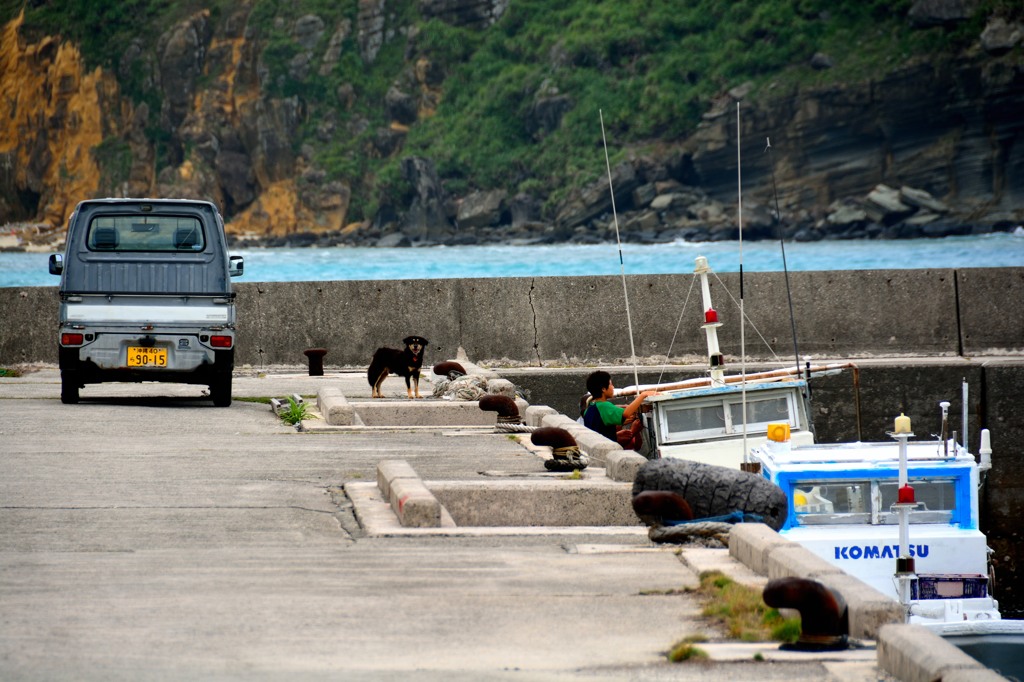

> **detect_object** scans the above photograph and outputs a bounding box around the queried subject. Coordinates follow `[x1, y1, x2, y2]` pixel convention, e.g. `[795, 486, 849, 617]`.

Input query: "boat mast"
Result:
[695, 256, 725, 386]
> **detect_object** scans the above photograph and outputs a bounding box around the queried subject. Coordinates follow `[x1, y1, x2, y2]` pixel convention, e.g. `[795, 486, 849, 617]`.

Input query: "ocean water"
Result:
[2, 232, 1022, 288]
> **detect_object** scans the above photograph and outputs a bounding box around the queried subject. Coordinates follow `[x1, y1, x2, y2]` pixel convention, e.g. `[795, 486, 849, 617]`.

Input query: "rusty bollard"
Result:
[303, 348, 328, 376]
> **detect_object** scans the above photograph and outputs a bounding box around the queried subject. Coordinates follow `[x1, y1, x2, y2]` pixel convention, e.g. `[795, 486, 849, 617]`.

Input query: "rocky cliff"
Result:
[0, 1, 1021, 250]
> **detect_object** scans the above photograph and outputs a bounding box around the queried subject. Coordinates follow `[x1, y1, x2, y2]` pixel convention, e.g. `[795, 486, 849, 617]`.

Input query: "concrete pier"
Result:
[0, 367, 1016, 680]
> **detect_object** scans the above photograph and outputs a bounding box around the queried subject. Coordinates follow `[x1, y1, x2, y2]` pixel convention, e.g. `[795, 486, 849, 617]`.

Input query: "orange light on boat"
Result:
[767, 423, 791, 442]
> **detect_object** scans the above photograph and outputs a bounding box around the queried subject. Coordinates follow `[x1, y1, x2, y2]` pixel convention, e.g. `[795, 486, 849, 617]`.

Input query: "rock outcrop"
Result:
[0, 4, 1021, 250]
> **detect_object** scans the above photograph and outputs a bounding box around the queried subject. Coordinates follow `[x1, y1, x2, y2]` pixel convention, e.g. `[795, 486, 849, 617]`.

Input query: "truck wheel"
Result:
[210, 374, 232, 407]
[61, 371, 80, 404]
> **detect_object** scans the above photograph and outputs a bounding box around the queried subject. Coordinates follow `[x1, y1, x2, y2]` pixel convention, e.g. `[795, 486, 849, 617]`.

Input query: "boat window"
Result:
[875, 479, 956, 525]
[664, 403, 726, 438]
[793, 481, 870, 525]
[792, 478, 956, 526]
[728, 395, 792, 430]
[661, 391, 799, 443]
[88, 216, 205, 252]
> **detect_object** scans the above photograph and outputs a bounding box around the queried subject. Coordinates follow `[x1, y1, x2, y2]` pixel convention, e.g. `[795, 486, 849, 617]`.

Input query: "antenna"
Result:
[765, 137, 803, 384]
[599, 110, 640, 391]
[738, 102, 749, 462]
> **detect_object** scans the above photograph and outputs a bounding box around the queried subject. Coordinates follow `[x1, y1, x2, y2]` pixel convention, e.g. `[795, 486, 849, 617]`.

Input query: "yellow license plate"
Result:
[127, 346, 167, 367]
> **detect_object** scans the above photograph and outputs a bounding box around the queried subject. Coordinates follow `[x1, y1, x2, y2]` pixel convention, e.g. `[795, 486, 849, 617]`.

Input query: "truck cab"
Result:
[49, 199, 244, 406]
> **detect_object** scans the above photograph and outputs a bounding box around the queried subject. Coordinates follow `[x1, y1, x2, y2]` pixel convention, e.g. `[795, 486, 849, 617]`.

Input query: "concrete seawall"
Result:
[3, 268, 1022, 367]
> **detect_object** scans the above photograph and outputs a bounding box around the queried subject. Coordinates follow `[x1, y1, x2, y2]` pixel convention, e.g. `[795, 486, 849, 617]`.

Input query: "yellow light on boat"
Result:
[767, 422, 790, 442]
[895, 413, 911, 434]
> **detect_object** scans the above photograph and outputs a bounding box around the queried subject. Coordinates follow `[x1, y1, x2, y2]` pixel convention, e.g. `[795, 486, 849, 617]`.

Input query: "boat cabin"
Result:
[642, 379, 813, 467]
[750, 436, 999, 625]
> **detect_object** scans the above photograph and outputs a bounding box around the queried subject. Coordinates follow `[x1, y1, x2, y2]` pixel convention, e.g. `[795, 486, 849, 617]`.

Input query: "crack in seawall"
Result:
[254, 283, 266, 370]
[528, 278, 541, 365]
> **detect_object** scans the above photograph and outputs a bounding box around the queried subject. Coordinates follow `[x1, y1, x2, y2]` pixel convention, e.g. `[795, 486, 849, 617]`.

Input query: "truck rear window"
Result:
[87, 216, 205, 252]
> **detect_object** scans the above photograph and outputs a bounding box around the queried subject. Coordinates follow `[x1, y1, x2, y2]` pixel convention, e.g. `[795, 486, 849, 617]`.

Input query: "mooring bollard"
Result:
[303, 348, 327, 376]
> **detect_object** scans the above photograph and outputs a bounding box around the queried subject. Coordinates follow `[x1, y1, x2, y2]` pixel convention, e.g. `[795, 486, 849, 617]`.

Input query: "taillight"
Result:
[61, 333, 84, 346]
[210, 335, 233, 348]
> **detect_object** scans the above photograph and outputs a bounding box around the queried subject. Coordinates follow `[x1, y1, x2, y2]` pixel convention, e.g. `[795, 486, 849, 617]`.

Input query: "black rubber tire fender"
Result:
[631, 458, 788, 530]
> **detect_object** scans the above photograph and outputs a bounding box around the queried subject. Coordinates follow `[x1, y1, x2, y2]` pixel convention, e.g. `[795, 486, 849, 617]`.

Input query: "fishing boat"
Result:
[747, 405, 1024, 637]
[615, 255, 853, 469]
[596, 109, 1022, 653]
[612, 257, 1018, 635]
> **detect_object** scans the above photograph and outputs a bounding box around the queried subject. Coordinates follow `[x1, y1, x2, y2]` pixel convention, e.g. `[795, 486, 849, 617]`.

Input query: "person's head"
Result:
[586, 370, 612, 399]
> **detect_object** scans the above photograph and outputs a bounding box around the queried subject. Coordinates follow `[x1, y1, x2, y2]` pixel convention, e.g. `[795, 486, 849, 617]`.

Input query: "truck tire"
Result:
[60, 371, 80, 404]
[631, 458, 788, 530]
[210, 373, 232, 407]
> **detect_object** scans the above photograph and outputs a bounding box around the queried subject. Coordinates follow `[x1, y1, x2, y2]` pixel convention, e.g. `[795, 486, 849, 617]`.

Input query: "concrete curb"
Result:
[524, 405, 558, 426]
[427, 478, 638, 527]
[729, 523, 902, 639]
[389, 476, 442, 528]
[877, 624, 1011, 682]
[537, 413, 619, 460]
[766, 543, 846, 582]
[728, 522, 794, 575]
[376, 459, 419, 500]
[532, 411, 647, 481]
[604, 450, 648, 483]
[317, 386, 359, 426]
[345, 481, 649, 538]
[816, 572, 905, 640]
[376, 460, 442, 528]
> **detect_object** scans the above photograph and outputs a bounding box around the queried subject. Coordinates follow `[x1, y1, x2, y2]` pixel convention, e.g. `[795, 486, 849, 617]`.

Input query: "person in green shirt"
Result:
[582, 370, 657, 441]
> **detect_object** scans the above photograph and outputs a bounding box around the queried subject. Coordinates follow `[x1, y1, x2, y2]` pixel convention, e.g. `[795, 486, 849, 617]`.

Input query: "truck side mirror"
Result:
[49, 254, 63, 275]
[229, 255, 244, 277]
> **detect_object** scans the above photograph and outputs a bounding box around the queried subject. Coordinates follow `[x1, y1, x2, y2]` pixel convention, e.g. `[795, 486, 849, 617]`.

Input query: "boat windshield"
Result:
[792, 478, 956, 526]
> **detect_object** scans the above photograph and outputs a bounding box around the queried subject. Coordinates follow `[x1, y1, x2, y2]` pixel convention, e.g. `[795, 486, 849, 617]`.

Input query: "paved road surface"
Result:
[0, 367, 891, 680]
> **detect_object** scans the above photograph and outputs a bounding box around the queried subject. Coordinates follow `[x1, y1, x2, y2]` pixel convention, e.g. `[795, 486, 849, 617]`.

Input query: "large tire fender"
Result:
[631, 458, 788, 530]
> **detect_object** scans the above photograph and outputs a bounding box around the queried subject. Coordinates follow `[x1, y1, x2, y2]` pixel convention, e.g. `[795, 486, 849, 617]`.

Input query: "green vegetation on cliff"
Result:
[2, 0, 1019, 223]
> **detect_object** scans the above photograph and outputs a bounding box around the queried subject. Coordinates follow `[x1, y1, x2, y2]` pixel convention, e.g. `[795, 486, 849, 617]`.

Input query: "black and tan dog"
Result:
[368, 335, 429, 398]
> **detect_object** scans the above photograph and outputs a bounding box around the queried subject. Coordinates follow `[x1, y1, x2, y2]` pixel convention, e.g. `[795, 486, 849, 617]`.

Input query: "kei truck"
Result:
[49, 199, 244, 406]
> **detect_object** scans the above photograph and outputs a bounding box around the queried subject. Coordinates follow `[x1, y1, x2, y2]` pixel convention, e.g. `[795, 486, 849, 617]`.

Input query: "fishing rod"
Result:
[599, 109, 640, 391]
[765, 137, 803, 388]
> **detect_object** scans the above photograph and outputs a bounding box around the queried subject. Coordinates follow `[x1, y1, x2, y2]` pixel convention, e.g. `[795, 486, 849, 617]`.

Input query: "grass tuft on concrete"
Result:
[692, 570, 800, 643]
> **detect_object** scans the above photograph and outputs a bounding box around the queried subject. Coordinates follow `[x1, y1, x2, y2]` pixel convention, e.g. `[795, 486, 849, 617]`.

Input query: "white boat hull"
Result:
[783, 525, 991, 601]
